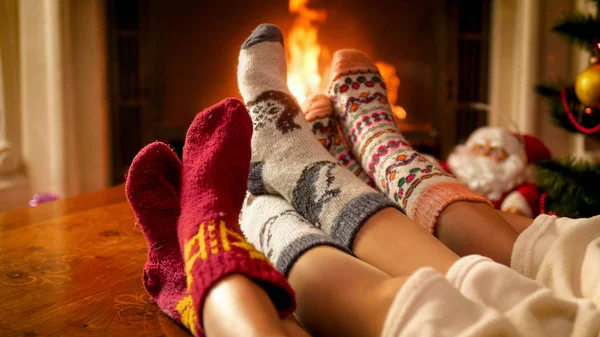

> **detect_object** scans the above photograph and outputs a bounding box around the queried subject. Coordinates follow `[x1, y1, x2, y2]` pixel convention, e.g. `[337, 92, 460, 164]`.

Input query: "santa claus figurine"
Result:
[445, 127, 551, 217]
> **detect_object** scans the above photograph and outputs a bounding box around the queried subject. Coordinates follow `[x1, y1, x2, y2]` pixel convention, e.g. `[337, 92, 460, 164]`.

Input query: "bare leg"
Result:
[281, 316, 312, 337]
[496, 210, 535, 234]
[289, 246, 412, 337]
[218, 205, 457, 337]
[435, 202, 518, 266]
[287, 209, 460, 337]
[204, 274, 311, 337]
[352, 202, 518, 279]
[353, 207, 459, 276]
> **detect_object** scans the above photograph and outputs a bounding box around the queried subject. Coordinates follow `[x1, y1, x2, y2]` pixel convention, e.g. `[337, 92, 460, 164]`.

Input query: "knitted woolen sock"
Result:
[327, 49, 491, 233]
[237, 24, 398, 249]
[302, 94, 375, 187]
[177, 98, 295, 336]
[125, 142, 198, 334]
[240, 193, 352, 277]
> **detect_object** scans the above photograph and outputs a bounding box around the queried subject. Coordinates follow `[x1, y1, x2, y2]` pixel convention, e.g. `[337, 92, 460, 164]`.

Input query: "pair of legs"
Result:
[288, 213, 457, 337]
[205, 214, 453, 337]
[206, 210, 533, 337]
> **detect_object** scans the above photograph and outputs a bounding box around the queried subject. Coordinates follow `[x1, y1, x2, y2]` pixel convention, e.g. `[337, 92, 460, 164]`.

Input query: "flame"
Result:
[286, 0, 406, 120]
[286, 0, 327, 104]
[374, 61, 406, 120]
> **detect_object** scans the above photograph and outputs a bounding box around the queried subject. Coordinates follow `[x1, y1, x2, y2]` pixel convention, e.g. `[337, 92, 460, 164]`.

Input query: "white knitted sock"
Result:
[240, 193, 351, 276]
[237, 24, 398, 249]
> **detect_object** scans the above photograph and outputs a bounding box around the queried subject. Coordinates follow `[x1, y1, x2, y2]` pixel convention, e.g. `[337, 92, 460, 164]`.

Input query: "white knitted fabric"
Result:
[381, 255, 600, 337]
[237, 24, 398, 249]
[512, 214, 600, 307]
[240, 193, 351, 276]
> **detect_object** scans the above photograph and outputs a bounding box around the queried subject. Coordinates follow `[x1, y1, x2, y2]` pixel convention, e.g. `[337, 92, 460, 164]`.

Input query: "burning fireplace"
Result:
[107, 0, 491, 184]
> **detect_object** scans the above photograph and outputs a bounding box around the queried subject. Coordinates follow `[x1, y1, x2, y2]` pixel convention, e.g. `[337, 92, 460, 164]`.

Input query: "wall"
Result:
[67, 0, 109, 193]
[0, 0, 29, 211]
[538, 0, 576, 157]
[0, 0, 108, 212]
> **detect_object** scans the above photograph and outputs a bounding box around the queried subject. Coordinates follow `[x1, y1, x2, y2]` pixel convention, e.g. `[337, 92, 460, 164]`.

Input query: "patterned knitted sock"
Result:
[125, 142, 196, 332]
[327, 49, 490, 233]
[238, 24, 398, 249]
[302, 94, 375, 187]
[177, 98, 295, 336]
[240, 193, 352, 277]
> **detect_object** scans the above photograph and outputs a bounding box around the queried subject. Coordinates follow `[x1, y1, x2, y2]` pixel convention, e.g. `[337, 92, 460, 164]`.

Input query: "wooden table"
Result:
[0, 185, 189, 336]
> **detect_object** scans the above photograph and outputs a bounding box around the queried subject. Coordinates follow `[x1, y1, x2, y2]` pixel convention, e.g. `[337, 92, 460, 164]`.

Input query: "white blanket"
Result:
[512, 214, 600, 307]
[381, 214, 600, 337]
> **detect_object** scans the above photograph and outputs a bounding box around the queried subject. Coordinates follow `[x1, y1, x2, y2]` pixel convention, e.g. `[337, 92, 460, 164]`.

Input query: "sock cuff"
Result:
[276, 233, 353, 277]
[182, 220, 296, 334]
[189, 250, 296, 336]
[411, 182, 492, 233]
[332, 192, 403, 249]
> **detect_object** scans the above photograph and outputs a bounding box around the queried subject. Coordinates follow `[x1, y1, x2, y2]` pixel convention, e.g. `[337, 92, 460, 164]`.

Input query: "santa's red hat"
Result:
[515, 134, 552, 164]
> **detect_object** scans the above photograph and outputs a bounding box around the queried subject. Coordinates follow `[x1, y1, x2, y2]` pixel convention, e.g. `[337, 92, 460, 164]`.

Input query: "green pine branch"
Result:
[535, 83, 578, 133]
[536, 159, 600, 218]
[535, 82, 600, 133]
[552, 12, 600, 51]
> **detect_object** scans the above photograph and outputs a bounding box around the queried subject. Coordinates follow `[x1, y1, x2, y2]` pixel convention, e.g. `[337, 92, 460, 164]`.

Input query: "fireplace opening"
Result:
[107, 0, 491, 184]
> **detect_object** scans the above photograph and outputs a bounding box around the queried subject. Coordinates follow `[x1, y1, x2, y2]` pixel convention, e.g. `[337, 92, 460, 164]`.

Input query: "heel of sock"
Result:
[142, 263, 163, 302]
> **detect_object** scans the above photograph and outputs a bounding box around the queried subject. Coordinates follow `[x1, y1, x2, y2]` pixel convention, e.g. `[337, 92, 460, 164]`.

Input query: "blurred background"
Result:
[1, 0, 598, 212]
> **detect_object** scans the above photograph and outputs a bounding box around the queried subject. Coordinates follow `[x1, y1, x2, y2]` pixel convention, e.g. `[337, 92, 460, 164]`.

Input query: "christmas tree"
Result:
[534, 0, 600, 218]
[536, 159, 600, 218]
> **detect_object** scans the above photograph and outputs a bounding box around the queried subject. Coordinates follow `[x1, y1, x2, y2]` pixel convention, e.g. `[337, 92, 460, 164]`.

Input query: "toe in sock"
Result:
[238, 24, 398, 249]
[327, 49, 490, 232]
[177, 98, 296, 336]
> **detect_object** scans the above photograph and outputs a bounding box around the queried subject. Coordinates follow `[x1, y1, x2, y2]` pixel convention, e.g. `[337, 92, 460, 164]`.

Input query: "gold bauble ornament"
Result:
[575, 64, 600, 108]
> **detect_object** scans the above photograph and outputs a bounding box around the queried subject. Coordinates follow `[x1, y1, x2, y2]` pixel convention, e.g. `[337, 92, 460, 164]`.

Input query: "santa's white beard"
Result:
[447, 146, 526, 201]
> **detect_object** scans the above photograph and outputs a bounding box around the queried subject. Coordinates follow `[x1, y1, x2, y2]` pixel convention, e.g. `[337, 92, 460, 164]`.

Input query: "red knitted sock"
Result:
[125, 142, 196, 331]
[178, 98, 296, 336]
